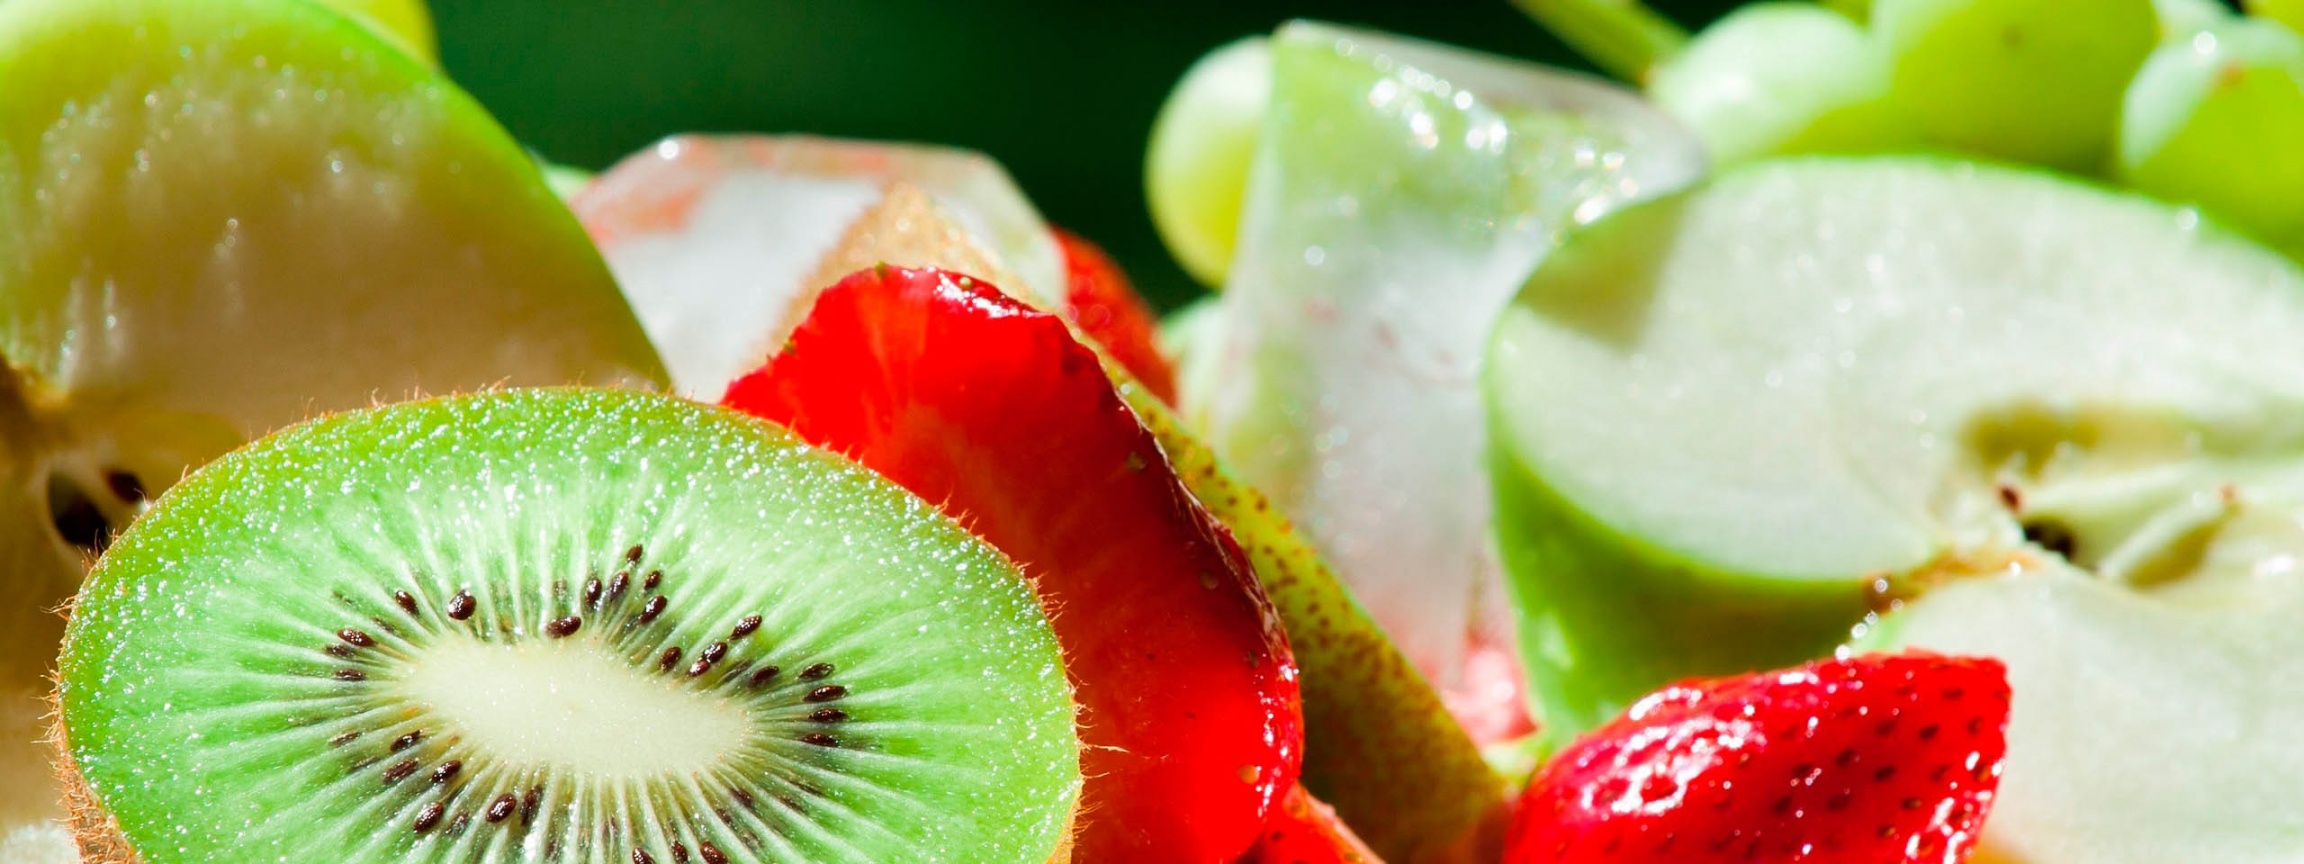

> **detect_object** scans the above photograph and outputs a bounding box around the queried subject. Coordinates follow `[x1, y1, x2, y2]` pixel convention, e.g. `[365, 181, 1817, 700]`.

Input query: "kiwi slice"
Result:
[55, 388, 1081, 864]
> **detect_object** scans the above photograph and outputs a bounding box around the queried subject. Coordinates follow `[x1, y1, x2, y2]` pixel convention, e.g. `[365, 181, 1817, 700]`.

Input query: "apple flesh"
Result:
[0, 0, 665, 833]
[1489, 156, 2304, 860]
[1176, 20, 1703, 695]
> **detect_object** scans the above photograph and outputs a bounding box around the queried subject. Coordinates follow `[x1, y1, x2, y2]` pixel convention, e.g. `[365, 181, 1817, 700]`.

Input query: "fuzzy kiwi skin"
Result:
[53, 388, 1082, 864]
[53, 718, 133, 864]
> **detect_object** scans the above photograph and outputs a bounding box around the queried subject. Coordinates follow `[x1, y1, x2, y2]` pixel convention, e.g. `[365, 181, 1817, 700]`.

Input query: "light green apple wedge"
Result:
[1489, 156, 2304, 860]
[1178, 20, 1702, 698]
[0, 0, 665, 835]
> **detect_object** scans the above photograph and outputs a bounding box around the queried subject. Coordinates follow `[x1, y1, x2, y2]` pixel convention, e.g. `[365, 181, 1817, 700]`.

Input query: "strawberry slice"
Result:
[1055, 229, 1177, 403]
[1241, 783, 1385, 864]
[722, 265, 1302, 863]
[1507, 652, 2009, 864]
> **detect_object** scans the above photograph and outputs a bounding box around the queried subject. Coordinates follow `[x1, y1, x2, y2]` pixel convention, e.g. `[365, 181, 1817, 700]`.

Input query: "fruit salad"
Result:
[5, 0, 2298, 862]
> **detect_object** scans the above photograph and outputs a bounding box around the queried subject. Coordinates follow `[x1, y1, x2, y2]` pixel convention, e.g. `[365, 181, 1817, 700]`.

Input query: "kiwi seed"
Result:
[56, 389, 1081, 863]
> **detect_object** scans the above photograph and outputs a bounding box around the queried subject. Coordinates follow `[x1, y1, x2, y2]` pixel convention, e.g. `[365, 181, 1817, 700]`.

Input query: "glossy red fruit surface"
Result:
[1054, 228, 1177, 403]
[723, 265, 1301, 863]
[1507, 652, 2008, 864]
[1241, 783, 1385, 864]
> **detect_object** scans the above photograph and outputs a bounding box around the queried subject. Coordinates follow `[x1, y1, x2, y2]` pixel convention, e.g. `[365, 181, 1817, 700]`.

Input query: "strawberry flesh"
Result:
[1240, 783, 1385, 864]
[1055, 229, 1177, 403]
[1507, 652, 2009, 864]
[722, 265, 1302, 863]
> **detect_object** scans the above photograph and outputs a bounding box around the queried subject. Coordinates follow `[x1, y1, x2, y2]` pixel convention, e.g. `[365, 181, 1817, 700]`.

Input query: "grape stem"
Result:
[1510, 0, 1689, 84]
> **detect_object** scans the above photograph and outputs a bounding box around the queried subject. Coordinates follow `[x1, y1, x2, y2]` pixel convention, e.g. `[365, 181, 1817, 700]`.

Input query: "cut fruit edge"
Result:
[1488, 155, 2304, 861]
[1179, 19, 1704, 718]
[55, 388, 1081, 864]
[723, 264, 1300, 862]
[741, 190, 1506, 863]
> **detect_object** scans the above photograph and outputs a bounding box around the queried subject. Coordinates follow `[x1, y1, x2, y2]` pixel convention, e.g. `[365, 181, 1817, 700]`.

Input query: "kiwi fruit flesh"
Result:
[55, 388, 1081, 864]
[0, 0, 666, 834]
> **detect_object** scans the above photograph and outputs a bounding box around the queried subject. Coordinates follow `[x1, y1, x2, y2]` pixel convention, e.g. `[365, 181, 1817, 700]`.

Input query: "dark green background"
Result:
[433, 1, 1744, 309]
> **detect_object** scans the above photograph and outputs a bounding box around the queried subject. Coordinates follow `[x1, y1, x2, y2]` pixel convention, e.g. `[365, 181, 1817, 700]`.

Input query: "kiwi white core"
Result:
[403, 638, 751, 779]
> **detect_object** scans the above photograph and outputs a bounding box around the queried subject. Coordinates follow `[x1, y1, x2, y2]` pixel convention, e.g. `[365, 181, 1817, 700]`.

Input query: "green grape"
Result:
[2117, 17, 2304, 247]
[1650, 3, 1915, 165]
[1827, 0, 1874, 21]
[2158, 0, 2235, 41]
[2251, 0, 2304, 34]
[310, 0, 438, 66]
[1875, 0, 2157, 171]
[1146, 36, 1270, 289]
[1508, 0, 1690, 82]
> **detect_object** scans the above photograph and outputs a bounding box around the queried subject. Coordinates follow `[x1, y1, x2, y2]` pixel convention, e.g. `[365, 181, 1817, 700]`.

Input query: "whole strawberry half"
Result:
[1055, 228, 1177, 403]
[1507, 652, 2009, 864]
[723, 265, 1302, 863]
[1241, 783, 1384, 864]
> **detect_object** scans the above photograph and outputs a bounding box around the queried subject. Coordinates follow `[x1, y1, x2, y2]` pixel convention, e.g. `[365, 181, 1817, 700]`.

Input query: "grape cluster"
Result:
[1528, 0, 2304, 254]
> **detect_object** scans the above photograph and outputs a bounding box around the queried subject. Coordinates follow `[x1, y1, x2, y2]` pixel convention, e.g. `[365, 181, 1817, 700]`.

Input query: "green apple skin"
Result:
[1489, 155, 2304, 860]
[0, 0, 664, 833]
[1484, 189, 1881, 744]
[1488, 423, 1873, 741]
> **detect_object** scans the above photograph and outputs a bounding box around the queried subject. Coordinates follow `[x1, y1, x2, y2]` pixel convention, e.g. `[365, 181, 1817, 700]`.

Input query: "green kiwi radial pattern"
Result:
[57, 389, 1081, 864]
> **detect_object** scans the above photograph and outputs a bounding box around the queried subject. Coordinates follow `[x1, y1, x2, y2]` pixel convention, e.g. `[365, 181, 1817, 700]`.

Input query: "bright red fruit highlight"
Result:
[1055, 228, 1177, 403]
[1240, 783, 1385, 864]
[723, 265, 1302, 863]
[1507, 652, 2009, 864]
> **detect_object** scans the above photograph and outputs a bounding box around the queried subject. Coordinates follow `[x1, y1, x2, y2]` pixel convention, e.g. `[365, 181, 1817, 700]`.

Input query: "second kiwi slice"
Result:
[55, 388, 1081, 864]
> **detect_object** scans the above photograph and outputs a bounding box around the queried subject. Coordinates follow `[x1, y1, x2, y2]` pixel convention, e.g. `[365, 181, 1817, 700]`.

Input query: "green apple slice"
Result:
[1490, 156, 2304, 859]
[0, 0, 665, 832]
[1179, 20, 1702, 691]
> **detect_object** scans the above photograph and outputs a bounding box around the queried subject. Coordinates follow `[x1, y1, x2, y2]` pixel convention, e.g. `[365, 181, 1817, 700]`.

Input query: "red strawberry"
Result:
[1241, 783, 1385, 864]
[722, 265, 1302, 863]
[1055, 228, 1177, 403]
[1506, 652, 2009, 864]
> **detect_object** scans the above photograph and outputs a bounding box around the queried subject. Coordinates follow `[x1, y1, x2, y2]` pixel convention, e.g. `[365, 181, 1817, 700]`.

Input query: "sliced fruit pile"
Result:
[18, 0, 2304, 861]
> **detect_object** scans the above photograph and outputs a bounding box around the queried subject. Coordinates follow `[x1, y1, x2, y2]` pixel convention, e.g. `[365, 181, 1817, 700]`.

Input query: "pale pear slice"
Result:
[1489, 156, 2304, 861]
[0, 0, 664, 833]
[1177, 20, 1703, 692]
[573, 135, 1065, 398]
